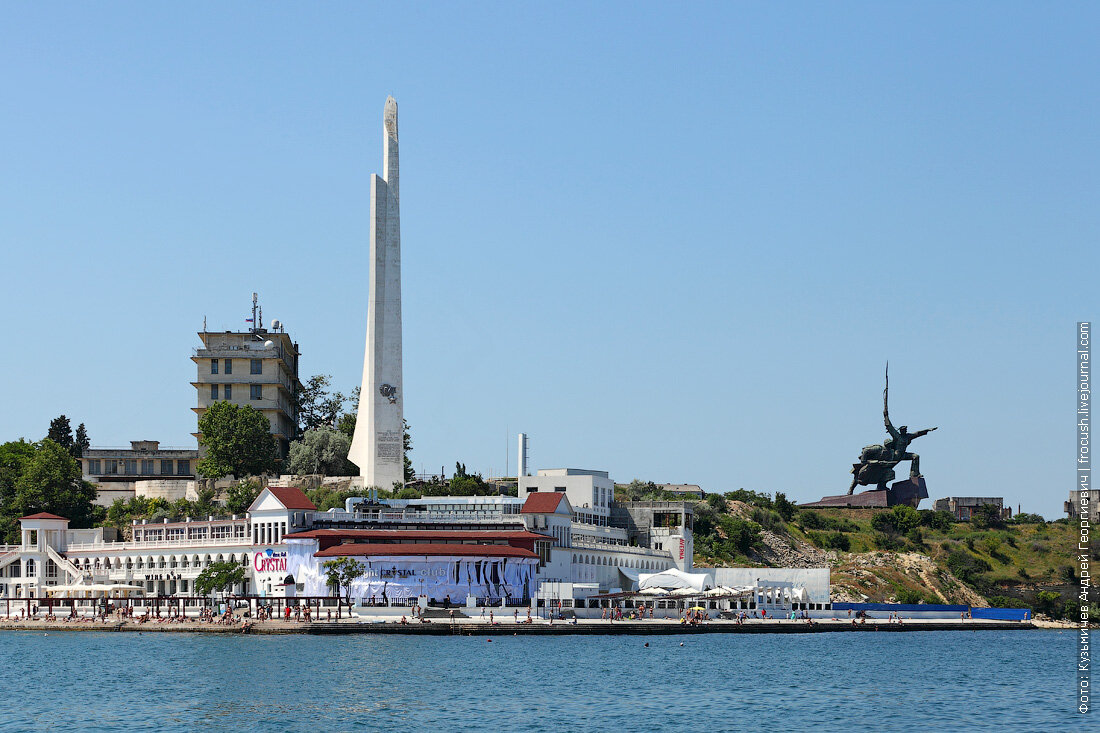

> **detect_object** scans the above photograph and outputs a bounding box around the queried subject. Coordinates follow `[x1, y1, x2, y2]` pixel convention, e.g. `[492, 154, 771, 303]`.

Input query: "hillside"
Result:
[675, 489, 1097, 619]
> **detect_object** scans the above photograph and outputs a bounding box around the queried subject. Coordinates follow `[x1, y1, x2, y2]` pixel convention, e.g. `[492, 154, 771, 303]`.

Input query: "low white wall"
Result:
[134, 480, 196, 502]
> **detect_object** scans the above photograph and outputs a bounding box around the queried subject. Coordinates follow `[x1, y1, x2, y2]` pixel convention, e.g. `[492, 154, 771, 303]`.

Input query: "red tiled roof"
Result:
[267, 487, 316, 510]
[314, 543, 538, 559]
[521, 492, 568, 514]
[19, 512, 69, 521]
[284, 529, 549, 542]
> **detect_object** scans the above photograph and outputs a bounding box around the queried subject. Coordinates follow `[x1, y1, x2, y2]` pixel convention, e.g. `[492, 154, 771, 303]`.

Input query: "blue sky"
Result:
[1, 3, 1095, 517]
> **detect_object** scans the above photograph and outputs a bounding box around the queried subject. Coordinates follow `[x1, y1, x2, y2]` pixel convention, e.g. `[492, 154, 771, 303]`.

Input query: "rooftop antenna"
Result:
[250, 293, 259, 335]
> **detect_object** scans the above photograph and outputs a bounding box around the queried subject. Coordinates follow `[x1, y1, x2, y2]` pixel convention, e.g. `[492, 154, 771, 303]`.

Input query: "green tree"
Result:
[403, 420, 414, 483]
[774, 492, 796, 522]
[194, 560, 246, 597]
[705, 493, 728, 513]
[73, 423, 90, 458]
[287, 427, 357, 476]
[197, 401, 278, 479]
[13, 439, 98, 529]
[971, 503, 1005, 530]
[0, 440, 39, 543]
[322, 556, 365, 604]
[224, 481, 260, 515]
[891, 505, 920, 534]
[47, 415, 74, 451]
[336, 386, 359, 439]
[297, 374, 346, 433]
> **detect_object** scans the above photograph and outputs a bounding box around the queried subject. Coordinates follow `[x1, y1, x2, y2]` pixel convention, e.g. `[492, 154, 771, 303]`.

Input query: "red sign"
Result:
[678, 538, 685, 560]
[254, 550, 287, 573]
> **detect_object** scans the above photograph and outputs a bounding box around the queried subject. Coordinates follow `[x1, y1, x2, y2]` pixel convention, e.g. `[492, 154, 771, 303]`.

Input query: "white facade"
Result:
[520, 469, 615, 525]
[349, 96, 404, 490]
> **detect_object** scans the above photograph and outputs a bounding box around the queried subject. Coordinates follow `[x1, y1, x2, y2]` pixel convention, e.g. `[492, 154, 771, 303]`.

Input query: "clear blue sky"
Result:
[1, 3, 1096, 518]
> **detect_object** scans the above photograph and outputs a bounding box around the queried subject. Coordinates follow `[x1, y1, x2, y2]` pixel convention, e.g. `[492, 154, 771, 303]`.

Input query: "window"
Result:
[160, 459, 173, 474]
[210, 359, 218, 374]
[86, 459, 101, 475]
[250, 359, 262, 375]
[106, 459, 118, 475]
[210, 384, 219, 400]
[250, 384, 262, 400]
[224, 358, 232, 374]
[224, 384, 232, 400]
[177, 460, 190, 476]
[141, 459, 154, 474]
[124, 459, 137, 475]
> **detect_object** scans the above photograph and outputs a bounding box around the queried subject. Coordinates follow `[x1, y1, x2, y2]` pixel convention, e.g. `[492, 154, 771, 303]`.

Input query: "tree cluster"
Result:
[0, 439, 100, 543]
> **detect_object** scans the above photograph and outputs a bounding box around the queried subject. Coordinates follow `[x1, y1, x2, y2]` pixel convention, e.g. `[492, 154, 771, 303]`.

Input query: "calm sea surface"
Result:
[0, 629, 1084, 731]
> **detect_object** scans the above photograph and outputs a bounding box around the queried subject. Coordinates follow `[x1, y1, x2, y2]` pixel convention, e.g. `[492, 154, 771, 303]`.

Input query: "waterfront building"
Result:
[932, 496, 1012, 521]
[0, 479, 700, 610]
[80, 440, 199, 507]
[192, 294, 302, 460]
[348, 96, 405, 489]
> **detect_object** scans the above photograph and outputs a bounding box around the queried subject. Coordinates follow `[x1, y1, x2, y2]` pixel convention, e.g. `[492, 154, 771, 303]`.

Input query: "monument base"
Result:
[801, 477, 928, 510]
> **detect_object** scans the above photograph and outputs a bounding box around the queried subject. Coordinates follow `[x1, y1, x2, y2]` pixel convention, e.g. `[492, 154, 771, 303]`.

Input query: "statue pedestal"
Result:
[800, 477, 928, 510]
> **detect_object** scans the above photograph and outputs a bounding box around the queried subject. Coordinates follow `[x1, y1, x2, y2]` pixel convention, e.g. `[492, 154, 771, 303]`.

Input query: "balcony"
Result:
[66, 536, 254, 552]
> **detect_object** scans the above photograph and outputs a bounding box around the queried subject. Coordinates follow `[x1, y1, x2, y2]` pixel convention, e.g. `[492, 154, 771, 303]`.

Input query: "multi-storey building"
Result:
[192, 296, 302, 460]
[80, 440, 199, 506]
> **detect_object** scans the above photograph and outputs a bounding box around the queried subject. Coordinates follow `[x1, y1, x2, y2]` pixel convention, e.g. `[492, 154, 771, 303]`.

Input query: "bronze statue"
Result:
[848, 366, 937, 494]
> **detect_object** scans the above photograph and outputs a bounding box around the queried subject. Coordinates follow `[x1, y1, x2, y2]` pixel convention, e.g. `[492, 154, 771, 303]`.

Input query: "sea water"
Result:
[0, 629, 1083, 731]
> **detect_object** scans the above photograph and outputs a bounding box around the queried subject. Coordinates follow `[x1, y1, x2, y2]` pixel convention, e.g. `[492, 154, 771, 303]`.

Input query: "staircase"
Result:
[0, 548, 19, 573]
[46, 545, 87, 583]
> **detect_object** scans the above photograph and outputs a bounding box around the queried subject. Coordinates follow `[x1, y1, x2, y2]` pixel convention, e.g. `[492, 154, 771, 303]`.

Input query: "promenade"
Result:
[0, 615, 1035, 635]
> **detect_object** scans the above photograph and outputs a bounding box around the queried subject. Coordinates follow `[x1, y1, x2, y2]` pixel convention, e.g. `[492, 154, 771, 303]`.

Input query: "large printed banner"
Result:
[285, 540, 535, 602]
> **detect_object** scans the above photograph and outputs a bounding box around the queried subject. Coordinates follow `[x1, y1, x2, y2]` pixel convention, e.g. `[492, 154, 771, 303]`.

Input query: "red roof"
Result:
[19, 512, 69, 521]
[521, 492, 569, 514]
[314, 543, 537, 559]
[284, 529, 549, 542]
[266, 487, 316, 510]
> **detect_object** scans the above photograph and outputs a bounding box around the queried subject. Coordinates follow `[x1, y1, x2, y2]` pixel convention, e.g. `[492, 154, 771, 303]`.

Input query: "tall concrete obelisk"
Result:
[348, 96, 404, 489]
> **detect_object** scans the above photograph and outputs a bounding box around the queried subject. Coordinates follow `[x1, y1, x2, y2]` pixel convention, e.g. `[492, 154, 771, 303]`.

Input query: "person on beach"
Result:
[513, 609, 518, 624]
[489, 610, 494, 625]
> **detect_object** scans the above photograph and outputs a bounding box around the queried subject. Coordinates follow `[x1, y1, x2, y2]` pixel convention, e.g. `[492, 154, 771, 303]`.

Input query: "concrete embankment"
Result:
[0, 618, 1036, 636]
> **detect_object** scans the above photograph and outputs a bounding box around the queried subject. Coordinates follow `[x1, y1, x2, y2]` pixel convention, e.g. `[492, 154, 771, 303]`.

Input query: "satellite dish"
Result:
[271, 319, 282, 330]
[263, 340, 274, 348]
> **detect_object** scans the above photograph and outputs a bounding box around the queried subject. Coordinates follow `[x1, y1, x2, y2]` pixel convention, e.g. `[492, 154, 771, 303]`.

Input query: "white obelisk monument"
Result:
[348, 96, 404, 489]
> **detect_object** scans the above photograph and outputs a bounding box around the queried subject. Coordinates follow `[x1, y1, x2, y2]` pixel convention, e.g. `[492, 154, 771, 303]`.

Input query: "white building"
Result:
[520, 468, 615, 526]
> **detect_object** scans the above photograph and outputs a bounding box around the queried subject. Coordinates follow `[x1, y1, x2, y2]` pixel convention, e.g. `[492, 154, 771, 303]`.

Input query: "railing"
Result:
[569, 537, 669, 556]
[66, 536, 254, 552]
[46, 545, 87, 581]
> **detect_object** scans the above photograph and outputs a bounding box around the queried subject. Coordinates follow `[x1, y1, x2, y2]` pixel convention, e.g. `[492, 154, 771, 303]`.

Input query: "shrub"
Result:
[871, 512, 896, 534]
[890, 505, 919, 533]
[945, 550, 992, 585]
[717, 515, 764, 556]
[723, 489, 773, 509]
[705, 493, 728, 513]
[906, 527, 925, 548]
[986, 595, 1030, 609]
[751, 507, 784, 533]
[800, 511, 825, 530]
[824, 531, 850, 551]
[872, 532, 905, 551]
[920, 510, 954, 531]
[896, 589, 925, 605]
